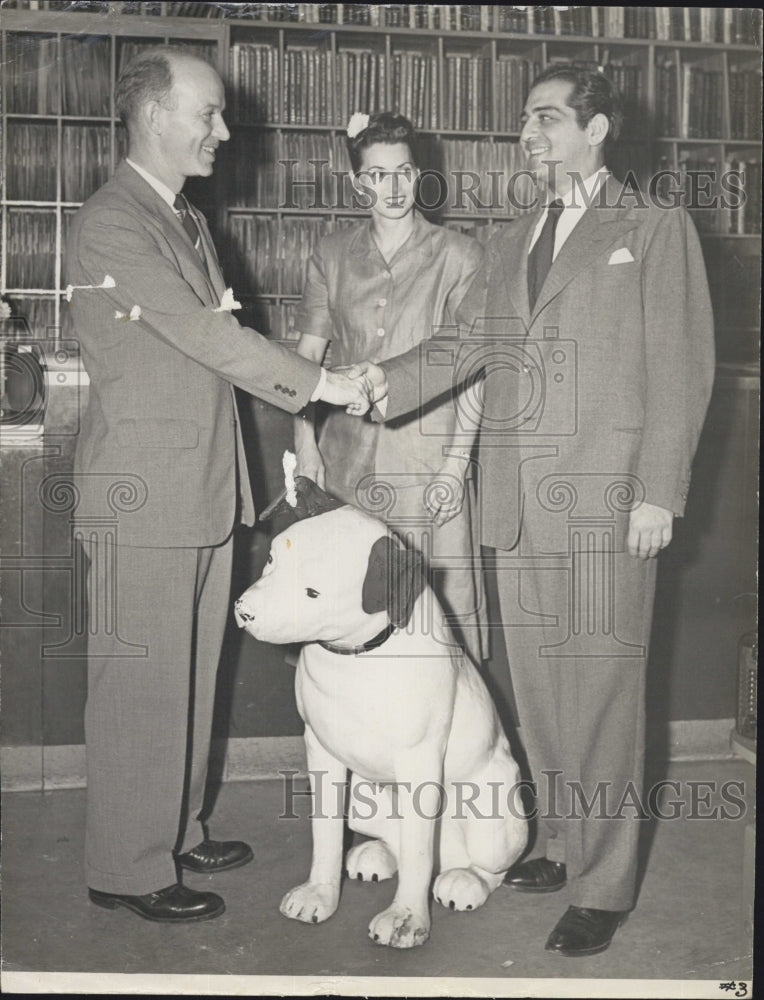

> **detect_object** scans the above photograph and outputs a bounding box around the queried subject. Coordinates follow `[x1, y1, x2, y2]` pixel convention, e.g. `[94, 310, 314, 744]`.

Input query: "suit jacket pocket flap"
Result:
[115, 418, 199, 449]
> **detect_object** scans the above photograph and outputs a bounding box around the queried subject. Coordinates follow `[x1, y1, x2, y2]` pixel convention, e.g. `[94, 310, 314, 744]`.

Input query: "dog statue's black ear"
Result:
[261, 476, 345, 532]
[362, 535, 427, 629]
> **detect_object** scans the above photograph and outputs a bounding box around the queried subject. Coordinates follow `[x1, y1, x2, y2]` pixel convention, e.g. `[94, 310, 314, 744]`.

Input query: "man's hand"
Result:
[627, 501, 674, 559]
[319, 368, 371, 413]
[343, 360, 388, 413]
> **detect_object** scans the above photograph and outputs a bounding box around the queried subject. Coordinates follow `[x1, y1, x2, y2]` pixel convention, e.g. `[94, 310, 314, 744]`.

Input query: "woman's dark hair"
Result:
[530, 63, 623, 142]
[346, 112, 420, 173]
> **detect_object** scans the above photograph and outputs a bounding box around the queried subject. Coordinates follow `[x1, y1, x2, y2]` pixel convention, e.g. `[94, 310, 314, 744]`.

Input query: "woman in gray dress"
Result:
[293, 112, 486, 663]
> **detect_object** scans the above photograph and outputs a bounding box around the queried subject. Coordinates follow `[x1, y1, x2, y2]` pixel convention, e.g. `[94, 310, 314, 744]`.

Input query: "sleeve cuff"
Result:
[310, 366, 327, 402]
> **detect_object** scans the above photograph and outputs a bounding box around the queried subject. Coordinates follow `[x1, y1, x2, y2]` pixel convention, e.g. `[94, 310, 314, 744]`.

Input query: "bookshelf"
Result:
[0, 3, 761, 364]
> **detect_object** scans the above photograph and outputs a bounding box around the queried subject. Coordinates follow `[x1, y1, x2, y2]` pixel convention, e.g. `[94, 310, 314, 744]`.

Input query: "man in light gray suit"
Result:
[350, 65, 715, 956]
[66, 47, 364, 922]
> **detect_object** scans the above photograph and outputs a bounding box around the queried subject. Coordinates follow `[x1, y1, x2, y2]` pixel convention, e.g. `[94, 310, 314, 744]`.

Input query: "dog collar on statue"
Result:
[318, 622, 397, 655]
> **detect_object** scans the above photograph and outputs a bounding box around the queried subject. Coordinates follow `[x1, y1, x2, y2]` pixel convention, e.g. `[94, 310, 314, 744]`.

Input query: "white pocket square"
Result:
[608, 247, 635, 264]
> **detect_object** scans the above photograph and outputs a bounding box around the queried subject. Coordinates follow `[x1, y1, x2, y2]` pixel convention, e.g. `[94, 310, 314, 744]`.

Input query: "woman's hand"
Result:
[425, 458, 469, 527]
[295, 444, 326, 490]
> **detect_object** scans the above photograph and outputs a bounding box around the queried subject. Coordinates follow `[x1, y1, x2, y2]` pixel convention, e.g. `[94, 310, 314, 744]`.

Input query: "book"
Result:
[3, 2, 761, 40]
[61, 125, 111, 203]
[6, 208, 57, 289]
[5, 33, 59, 114]
[222, 214, 330, 297]
[725, 158, 762, 235]
[2, 295, 59, 339]
[497, 6, 529, 33]
[729, 67, 763, 139]
[678, 152, 720, 233]
[434, 137, 536, 216]
[337, 49, 385, 125]
[61, 35, 110, 116]
[656, 58, 679, 136]
[496, 56, 534, 133]
[231, 42, 278, 122]
[680, 65, 724, 139]
[6, 122, 57, 201]
[444, 54, 492, 131]
[227, 130, 280, 207]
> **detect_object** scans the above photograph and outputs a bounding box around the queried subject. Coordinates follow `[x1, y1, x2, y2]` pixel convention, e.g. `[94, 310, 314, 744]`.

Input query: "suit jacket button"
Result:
[275, 383, 282, 391]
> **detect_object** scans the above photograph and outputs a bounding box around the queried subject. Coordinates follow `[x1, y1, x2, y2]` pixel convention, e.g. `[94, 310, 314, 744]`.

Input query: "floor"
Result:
[0, 759, 755, 996]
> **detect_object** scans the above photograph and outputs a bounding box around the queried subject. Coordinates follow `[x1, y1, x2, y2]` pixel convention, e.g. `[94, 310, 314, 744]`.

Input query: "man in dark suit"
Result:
[66, 47, 364, 922]
[349, 65, 715, 955]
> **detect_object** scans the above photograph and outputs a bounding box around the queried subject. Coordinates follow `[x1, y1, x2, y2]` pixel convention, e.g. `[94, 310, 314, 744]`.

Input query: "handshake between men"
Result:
[325, 357, 675, 562]
[323, 361, 389, 415]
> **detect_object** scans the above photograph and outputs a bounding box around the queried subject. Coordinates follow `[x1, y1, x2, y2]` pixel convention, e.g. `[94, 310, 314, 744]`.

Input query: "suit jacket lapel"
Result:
[169, 202, 221, 304]
[501, 214, 538, 330]
[196, 212, 227, 301]
[530, 178, 640, 321]
[114, 161, 220, 305]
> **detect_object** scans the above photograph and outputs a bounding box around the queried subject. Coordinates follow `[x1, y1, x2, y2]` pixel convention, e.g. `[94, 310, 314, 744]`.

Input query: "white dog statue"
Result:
[235, 477, 527, 948]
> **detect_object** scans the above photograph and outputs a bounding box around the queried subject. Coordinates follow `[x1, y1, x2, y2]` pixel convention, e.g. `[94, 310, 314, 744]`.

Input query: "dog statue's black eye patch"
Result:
[362, 535, 427, 629]
[306, 588, 320, 598]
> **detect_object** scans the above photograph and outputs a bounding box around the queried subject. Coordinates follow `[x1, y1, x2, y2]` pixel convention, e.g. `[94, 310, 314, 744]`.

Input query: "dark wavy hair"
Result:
[115, 45, 199, 128]
[345, 112, 420, 173]
[530, 63, 623, 142]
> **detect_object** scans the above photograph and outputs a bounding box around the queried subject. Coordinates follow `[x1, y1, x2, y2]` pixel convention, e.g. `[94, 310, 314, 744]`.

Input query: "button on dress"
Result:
[295, 212, 487, 661]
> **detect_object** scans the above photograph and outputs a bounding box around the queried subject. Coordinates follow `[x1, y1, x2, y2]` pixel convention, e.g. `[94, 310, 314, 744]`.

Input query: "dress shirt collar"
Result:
[530, 168, 610, 258]
[125, 158, 179, 210]
[352, 210, 433, 260]
[543, 167, 610, 211]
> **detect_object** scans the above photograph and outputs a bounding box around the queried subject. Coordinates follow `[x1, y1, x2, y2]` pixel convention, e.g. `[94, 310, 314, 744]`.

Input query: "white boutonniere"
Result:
[0, 299, 12, 320]
[346, 112, 370, 139]
[115, 305, 141, 321]
[213, 287, 242, 313]
[65, 275, 116, 302]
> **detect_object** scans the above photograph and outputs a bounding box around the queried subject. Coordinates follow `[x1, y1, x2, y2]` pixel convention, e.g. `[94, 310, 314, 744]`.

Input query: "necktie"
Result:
[173, 192, 201, 251]
[527, 198, 564, 310]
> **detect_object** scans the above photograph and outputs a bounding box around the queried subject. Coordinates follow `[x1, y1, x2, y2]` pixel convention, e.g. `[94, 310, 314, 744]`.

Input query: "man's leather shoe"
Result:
[503, 858, 566, 893]
[545, 905, 626, 957]
[176, 839, 253, 874]
[88, 883, 224, 922]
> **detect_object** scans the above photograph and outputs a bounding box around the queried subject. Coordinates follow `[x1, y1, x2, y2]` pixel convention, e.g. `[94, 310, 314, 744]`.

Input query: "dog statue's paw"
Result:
[279, 881, 339, 924]
[368, 904, 430, 948]
[346, 840, 397, 882]
[433, 867, 491, 911]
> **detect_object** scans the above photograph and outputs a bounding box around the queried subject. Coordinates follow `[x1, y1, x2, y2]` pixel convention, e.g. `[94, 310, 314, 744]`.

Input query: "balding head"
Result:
[116, 46, 207, 133]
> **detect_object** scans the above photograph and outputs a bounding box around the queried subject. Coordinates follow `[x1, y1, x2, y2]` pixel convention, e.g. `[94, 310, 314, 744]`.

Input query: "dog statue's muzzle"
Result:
[234, 598, 254, 629]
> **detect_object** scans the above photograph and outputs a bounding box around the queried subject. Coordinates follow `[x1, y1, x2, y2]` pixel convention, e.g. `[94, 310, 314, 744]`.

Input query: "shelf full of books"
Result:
[3, 32, 218, 118]
[3, 4, 759, 45]
[0, 4, 760, 365]
[229, 37, 540, 133]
